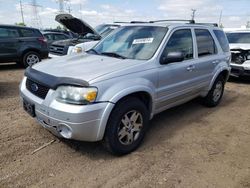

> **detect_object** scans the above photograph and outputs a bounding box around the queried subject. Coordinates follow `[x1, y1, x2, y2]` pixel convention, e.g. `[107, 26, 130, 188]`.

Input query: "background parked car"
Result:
[0, 24, 48, 67]
[42, 31, 72, 47]
[68, 23, 121, 55]
[49, 14, 120, 57]
[226, 30, 250, 77]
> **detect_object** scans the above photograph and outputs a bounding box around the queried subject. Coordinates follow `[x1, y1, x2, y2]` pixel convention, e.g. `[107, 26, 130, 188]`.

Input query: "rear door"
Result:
[0, 26, 20, 62]
[192, 28, 220, 87]
[156, 28, 200, 113]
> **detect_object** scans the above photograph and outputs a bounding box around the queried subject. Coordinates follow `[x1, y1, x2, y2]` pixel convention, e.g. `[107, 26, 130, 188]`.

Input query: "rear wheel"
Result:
[103, 97, 149, 155]
[22, 51, 40, 67]
[202, 75, 225, 107]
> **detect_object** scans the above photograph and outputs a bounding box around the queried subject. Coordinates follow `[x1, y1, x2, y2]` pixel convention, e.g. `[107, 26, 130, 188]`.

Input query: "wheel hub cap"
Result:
[118, 110, 143, 145]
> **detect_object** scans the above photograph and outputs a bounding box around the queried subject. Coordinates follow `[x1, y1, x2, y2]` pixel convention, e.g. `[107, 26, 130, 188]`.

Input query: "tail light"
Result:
[38, 37, 47, 44]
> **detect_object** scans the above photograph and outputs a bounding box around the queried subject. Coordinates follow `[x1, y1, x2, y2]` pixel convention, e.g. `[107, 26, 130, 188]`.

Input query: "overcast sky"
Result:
[0, 0, 249, 29]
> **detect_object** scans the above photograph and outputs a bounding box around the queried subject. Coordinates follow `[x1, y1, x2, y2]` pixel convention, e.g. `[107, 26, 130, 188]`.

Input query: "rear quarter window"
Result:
[213, 30, 230, 52]
[20, 29, 35, 37]
[0, 27, 19, 38]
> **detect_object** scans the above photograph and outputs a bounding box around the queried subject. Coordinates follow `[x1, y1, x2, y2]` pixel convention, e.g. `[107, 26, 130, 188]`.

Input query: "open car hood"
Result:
[55, 13, 100, 37]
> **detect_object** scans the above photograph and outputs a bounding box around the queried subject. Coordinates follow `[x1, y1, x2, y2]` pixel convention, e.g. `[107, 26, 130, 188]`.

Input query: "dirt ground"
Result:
[0, 63, 249, 188]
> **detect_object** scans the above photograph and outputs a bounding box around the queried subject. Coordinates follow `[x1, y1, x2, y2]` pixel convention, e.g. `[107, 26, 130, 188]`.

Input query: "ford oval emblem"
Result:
[31, 83, 39, 92]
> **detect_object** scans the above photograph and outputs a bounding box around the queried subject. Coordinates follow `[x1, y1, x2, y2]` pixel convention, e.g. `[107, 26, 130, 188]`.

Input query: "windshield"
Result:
[92, 26, 167, 60]
[226, 32, 250, 43]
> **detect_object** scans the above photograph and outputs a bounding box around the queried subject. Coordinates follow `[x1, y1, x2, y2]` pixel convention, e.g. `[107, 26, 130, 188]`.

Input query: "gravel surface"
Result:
[0, 63, 250, 188]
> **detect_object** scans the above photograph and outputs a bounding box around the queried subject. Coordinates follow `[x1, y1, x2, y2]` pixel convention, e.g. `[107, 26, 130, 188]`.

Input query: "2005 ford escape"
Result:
[20, 20, 231, 155]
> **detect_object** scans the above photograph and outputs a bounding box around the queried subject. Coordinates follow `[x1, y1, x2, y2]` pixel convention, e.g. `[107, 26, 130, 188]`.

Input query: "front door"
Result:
[156, 29, 200, 113]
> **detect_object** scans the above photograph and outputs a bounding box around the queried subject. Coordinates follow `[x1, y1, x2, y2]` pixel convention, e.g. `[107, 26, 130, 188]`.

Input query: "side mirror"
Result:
[160, 52, 185, 64]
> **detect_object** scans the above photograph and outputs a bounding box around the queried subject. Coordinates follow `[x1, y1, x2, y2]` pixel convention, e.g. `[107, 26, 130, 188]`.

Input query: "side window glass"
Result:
[20, 29, 34, 37]
[213, 30, 230, 52]
[162, 29, 193, 61]
[54, 34, 67, 40]
[195, 29, 217, 57]
[0, 27, 19, 38]
[44, 34, 53, 41]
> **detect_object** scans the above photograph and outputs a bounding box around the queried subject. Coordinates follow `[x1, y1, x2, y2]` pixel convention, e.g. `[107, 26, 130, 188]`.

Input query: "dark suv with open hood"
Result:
[49, 14, 120, 56]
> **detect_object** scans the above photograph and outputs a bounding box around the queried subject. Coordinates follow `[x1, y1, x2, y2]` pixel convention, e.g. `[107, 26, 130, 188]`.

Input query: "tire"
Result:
[202, 75, 225, 107]
[103, 97, 149, 155]
[22, 51, 41, 68]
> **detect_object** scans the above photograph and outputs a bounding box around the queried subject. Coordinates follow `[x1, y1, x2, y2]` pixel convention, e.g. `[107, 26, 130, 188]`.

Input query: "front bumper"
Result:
[20, 77, 114, 142]
[230, 63, 250, 77]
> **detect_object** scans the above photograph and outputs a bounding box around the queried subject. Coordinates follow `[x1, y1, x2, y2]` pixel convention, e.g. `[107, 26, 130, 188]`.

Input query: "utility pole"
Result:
[191, 9, 196, 20]
[57, 0, 69, 13]
[79, 4, 82, 19]
[28, 0, 42, 28]
[19, 0, 25, 24]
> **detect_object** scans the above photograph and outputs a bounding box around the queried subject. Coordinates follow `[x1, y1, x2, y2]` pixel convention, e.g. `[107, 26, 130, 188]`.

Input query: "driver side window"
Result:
[162, 29, 193, 61]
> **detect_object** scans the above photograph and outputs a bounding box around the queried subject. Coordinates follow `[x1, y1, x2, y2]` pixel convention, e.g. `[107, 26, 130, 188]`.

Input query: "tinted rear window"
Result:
[214, 30, 230, 52]
[195, 29, 217, 57]
[0, 27, 19, 38]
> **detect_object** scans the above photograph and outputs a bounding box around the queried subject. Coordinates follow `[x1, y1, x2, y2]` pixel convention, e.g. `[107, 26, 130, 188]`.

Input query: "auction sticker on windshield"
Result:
[132, 38, 154, 44]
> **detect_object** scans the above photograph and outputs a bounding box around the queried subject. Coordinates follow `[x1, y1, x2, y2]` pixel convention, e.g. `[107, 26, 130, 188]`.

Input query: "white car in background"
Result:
[68, 24, 121, 55]
[226, 30, 250, 77]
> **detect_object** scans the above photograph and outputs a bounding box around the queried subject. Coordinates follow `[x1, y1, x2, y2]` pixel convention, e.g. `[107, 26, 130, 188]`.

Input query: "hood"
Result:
[32, 53, 142, 83]
[55, 13, 100, 37]
[51, 38, 91, 46]
[229, 43, 250, 50]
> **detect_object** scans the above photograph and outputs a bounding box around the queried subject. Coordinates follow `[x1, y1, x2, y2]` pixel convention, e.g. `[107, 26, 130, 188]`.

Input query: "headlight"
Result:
[72, 47, 83, 54]
[55, 86, 97, 105]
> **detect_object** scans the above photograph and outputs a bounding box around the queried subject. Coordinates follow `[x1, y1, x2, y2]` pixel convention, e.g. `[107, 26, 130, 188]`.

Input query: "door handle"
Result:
[212, 60, 220, 64]
[187, 65, 195, 71]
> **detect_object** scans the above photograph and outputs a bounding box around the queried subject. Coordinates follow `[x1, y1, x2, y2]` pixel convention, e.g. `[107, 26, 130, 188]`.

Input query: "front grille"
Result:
[49, 44, 66, 55]
[26, 79, 50, 99]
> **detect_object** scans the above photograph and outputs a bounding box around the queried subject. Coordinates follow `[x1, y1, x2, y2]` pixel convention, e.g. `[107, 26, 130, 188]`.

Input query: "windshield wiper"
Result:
[100, 52, 127, 59]
[86, 49, 99, 55]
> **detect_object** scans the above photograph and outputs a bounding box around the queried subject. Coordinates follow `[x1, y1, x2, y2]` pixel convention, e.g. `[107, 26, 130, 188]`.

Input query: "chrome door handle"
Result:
[187, 65, 195, 71]
[212, 60, 220, 64]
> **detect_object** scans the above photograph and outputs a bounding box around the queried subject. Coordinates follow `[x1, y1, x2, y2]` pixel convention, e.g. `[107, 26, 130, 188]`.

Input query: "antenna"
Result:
[219, 10, 223, 26]
[28, 0, 42, 29]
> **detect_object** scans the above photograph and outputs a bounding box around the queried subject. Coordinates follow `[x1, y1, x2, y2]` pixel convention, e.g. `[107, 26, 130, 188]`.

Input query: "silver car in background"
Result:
[20, 20, 231, 155]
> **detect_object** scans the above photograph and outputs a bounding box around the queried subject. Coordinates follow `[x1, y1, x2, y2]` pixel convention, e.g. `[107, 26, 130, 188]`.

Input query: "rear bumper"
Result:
[40, 50, 49, 59]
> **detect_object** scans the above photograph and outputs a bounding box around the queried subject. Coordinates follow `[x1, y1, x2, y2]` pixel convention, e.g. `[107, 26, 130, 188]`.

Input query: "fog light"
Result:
[57, 123, 72, 139]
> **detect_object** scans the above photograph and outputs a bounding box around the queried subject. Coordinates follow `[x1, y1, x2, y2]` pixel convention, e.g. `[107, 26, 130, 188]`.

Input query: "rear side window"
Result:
[20, 29, 35, 37]
[163, 29, 193, 60]
[54, 34, 68, 40]
[213, 30, 230, 52]
[0, 27, 19, 38]
[195, 29, 217, 57]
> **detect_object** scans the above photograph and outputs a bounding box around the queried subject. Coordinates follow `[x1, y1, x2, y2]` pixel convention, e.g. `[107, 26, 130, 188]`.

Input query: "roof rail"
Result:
[130, 21, 149, 23]
[195, 23, 218, 27]
[113, 21, 130, 24]
[149, 19, 195, 24]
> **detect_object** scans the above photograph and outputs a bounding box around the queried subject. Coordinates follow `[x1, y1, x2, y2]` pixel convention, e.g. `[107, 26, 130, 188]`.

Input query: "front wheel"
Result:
[103, 97, 149, 155]
[202, 75, 225, 107]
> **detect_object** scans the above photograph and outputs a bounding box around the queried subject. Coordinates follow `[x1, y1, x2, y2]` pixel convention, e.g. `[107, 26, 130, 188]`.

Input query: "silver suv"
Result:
[20, 20, 231, 155]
